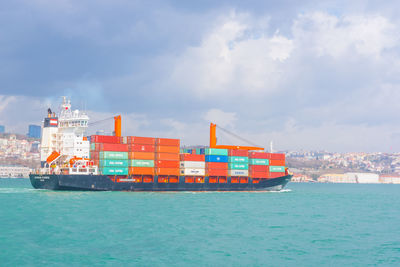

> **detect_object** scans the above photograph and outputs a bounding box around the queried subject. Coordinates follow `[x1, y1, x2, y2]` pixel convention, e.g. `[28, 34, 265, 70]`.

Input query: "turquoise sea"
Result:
[1, 179, 399, 266]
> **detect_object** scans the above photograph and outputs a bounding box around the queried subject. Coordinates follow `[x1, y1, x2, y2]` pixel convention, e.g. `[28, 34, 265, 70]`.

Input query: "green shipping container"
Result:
[228, 163, 248, 170]
[269, 166, 285, 172]
[90, 143, 96, 151]
[101, 167, 129, 175]
[99, 159, 128, 167]
[229, 156, 249, 163]
[99, 151, 128, 160]
[249, 158, 269, 165]
[130, 159, 154, 167]
[205, 148, 228, 156]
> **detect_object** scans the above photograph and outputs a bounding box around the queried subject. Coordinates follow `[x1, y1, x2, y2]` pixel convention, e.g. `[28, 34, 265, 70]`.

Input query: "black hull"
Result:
[29, 174, 292, 192]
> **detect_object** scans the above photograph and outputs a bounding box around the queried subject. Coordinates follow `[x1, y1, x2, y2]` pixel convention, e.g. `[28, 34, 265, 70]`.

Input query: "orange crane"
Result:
[89, 115, 122, 137]
[209, 123, 264, 151]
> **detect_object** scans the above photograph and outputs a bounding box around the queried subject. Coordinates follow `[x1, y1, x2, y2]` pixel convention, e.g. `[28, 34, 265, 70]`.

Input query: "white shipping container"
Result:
[180, 168, 205, 176]
[228, 170, 249, 177]
[180, 161, 206, 169]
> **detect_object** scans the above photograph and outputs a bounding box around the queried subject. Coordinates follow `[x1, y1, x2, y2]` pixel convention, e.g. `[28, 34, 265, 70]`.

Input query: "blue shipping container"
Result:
[205, 155, 228, 163]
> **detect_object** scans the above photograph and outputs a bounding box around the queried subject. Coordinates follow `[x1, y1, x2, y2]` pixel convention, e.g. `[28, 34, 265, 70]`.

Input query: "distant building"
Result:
[0, 125, 4, 133]
[28, 125, 41, 138]
[0, 165, 31, 178]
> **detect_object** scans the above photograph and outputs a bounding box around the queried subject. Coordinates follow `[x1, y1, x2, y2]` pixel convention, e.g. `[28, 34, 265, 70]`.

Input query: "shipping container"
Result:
[155, 160, 180, 168]
[128, 167, 155, 175]
[269, 166, 286, 172]
[129, 144, 155, 153]
[207, 169, 228, 176]
[126, 136, 155, 145]
[269, 159, 285, 166]
[180, 154, 205, 162]
[249, 165, 269, 172]
[250, 171, 269, 179]
[228, 149, 249, 157]
[180, 161, 205, 169]
[249, 152, 269, 159]
[269, 153, 285, 160]
[205, 155, 228, 163]
[228, 163, 248, 170]
[91, 135, 120, 144]
[101, 167, 129, 175]
[130, 159, 155, 167]
[269, 172, 286, 178]
[156, 168, 180, 176]
[100, 143, 129, 152]
[156, 153, 180, 161]
[99, 159, 129, 167]
[128, 152, 155, 160]
[228, 156, 249, 163]
[205, 148, 228, 156]
[180, 168, 205, 176]
[156, 138, 180, 147]
[206, 162, 228, 170]
[99, 151, 129, 160]
[228, 170, 249, 176]
[156, 145, 180, 154]
[249, 158, 269, 165]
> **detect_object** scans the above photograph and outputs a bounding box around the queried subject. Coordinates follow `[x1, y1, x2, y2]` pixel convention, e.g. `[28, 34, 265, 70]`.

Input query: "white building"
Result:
[0, 165, 31, 178]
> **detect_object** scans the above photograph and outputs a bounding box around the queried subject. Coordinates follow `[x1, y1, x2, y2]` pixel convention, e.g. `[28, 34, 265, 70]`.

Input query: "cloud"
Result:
[204, 108, 237, 129]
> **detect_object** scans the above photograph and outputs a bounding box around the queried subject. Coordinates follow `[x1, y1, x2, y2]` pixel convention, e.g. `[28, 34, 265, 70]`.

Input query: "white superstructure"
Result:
[38, 97, 97, 175]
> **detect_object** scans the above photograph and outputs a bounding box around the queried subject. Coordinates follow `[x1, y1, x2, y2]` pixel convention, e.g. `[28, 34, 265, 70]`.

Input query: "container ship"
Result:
[30, 97, 292, 191]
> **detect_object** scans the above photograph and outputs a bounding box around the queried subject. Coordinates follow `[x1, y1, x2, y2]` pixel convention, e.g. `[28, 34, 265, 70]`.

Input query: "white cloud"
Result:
[203, 108, 237, 129]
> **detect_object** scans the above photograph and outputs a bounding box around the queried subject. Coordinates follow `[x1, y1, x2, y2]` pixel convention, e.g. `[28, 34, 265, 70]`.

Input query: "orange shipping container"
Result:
[126, 136, 155, 145]
[207, 169, 228, 176]
[156, 138, 180, 147]
[155, 160, 180, 168]
[156, 145, 180, 154]
[129, 167, 155, 176]
[269, 159, 285, 166]
[129, 144, 155, 152]
[156, 168, 180, 176]
[206, 162, 228, 170]
[180, 154, 205, 161]
[156, 153, 180, 161]
[128, 152, 155, 160]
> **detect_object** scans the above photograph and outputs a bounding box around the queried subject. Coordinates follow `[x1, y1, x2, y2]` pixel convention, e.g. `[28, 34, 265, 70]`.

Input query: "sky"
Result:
[1, 0, 400, 152]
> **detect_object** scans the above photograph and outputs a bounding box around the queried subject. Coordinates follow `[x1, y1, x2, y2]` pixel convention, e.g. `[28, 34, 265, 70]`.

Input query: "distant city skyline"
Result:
[1, 1, 400, 152]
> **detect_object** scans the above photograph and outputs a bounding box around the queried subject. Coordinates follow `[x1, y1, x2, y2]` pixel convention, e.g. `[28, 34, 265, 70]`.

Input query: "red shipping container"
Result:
[269, 153, 285, 160]
[126, 136, 155, 145]
[90, 151, 99, 160]
[206, 162, 228, 170]
[228, 149, 249, 157]
[156, 168, 180, 176]
[91, 135, 120, 144]
[155, 160, 180, 168]
[207, 169, 228, 176]
[156, 153, 180, 161]
[269, 159, 285, 166]
[249, 165, 269, 172]
[100, 143, 129, 152]
[156, 138, 180, 147]
[128, 152, 155, 160]
[249, 152, 269, 159]
[156, 146, 180, 154]
[180, 154, 205, 161]
[268, 172, 286, 178]
[129, 144, 155, 152]
[250, 171, 270, 178]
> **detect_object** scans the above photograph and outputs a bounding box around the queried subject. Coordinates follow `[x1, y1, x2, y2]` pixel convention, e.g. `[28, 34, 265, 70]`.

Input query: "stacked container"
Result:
[126, 136, 156, 179]
[155, 138, 180, 182]
[205, 148, 228, 182]
[228, 149, 249, 180]
[180, 153, 206, 183]
[268, 153, 286, 178]
[249, 152, 270, 179]
[90, 135, 129, 175]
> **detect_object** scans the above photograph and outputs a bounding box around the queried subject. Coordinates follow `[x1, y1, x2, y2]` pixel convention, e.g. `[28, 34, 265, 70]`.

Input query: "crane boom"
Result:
[209, 123, 264, 151]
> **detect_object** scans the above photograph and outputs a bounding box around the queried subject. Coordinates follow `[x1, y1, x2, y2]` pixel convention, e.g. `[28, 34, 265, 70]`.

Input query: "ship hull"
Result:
[29, 174, 292, 192]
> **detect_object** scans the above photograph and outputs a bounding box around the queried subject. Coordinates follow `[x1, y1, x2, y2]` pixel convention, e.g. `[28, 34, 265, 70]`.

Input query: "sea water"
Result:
[1, 179, 399, 266]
